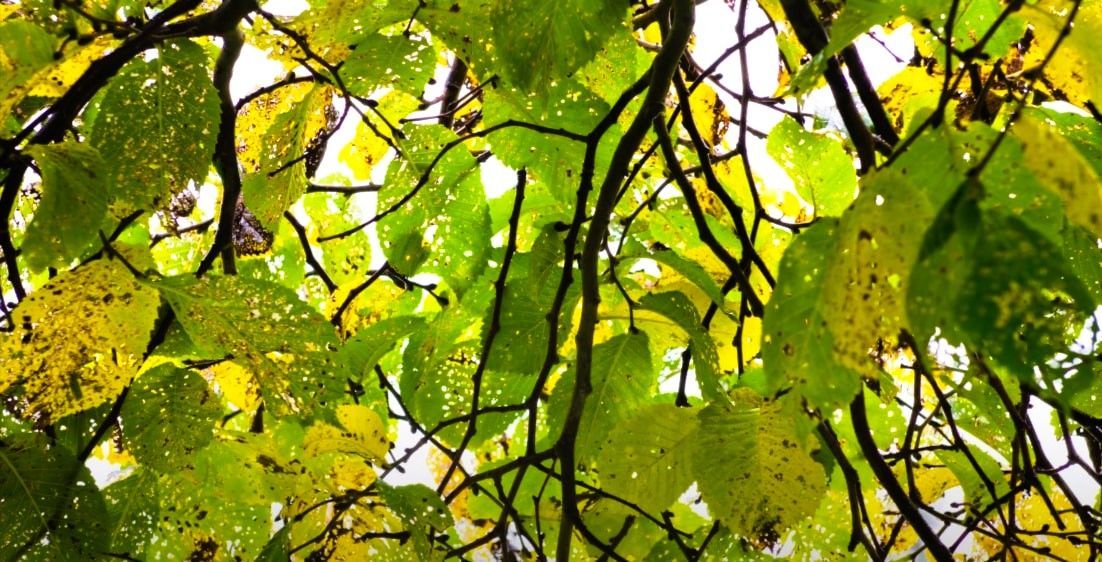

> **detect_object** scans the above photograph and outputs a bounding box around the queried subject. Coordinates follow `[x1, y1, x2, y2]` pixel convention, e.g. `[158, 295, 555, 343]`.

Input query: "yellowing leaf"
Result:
[329, 457, 378, 490]
[693, 389, 826, 544]
[240, 83, 335, 228]
[0, 30, 115, 125]
[0, 259, 159, 421]
[28, 35, 116, 98]
[877, 66, 943, 136]
[207, 360, 261, 412]
[1013, 113, 1102, 238]
[822, 178, 931, 378]
[1025, 0, 1102, 106]
[305, 404, 390, 462]
[686, 83, 729, 148]
[339, 118, 392, 181]
[236, 82, 318, 176]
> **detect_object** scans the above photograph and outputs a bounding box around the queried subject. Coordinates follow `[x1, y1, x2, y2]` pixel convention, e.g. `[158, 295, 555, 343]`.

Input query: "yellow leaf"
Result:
[327, 279, 404, 335]
[305, 404, 390, 462]
[877, 66, 943, 136]
[686, 83, 729, 148]
[207, 360, 261, 412]
[27, 35, 116, 98]
[0, 259, 159, 421]
[329, 457, 378, 490]
[713, 156, 755, 212]
[972, 490, 1090, 561]
[237, 82, 332, 174]
[93, 442, 137, 467]
[339, 119, 391, 181]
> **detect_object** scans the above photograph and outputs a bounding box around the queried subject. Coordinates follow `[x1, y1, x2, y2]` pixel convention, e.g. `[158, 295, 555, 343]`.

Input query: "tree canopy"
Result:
[2, 0, 1102, 559]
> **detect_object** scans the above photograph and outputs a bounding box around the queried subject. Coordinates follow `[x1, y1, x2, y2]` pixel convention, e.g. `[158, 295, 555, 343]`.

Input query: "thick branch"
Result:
[556, 1, 695, 559]
[198, 26, 245, 276]
[779, 0, 878, 171]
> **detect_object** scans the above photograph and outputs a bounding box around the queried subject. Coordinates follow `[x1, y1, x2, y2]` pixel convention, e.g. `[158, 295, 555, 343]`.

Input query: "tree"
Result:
[1, 0, 1102, 559]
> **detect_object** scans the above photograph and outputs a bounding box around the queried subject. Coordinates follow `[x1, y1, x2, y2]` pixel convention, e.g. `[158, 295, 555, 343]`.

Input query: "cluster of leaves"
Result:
[2, 0, 1102, 559]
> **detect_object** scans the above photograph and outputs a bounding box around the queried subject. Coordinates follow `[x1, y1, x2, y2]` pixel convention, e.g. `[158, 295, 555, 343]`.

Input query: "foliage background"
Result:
[2, 0, 1102, 560]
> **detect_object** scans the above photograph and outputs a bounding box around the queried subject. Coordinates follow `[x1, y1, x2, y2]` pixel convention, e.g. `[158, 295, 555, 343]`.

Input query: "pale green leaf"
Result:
[596, 403, 699, 514]
[766, 117, 856, 217]
[92, 39, 219, 217]
[693, 389, 826, 541]
[22, 142, 109, 270]
[120, 364, 220, 472]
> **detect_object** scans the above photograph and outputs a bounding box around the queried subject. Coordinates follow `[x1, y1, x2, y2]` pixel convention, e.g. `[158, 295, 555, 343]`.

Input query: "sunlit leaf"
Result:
[0, 259, 159, 421]
[693, 389, 826, 544]
[153, 274, 348, 416]
[766, 117, 856, 217]
[596, 403, 699, 514]
[92, 39, 219, 217]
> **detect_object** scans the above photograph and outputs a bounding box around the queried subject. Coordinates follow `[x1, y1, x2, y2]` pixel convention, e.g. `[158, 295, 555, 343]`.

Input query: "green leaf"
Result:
[378, 482, 455, 531]
[0, 258, 160, 421]
[288, 0, 415, 52]
[489, 0, 625, 89]
[92, 39, 219, 217]
[595, 403, 699, 514]
[340, 315, 427, 376]
[22, 142, 109, 270]
[378, 482, 452, 561]
[0, 20, 56, 123]
[692, 389, 826, 542]
[120, 364, 221, 472]
[550, 332, 655, 460]
[956, 214, 1094, 376]
[487, 288, 550, 374]
[399, 273, 530, 443]
[483, 80, 608, 204]
[153, 274, 347, 417]
[343, 33, 435, 97]
[103, 468, 161, 558]
[766, 117, 856, 217]
[417, 0, 497, 79]
[156, 439, 283, 557]
[485, 228, 579, 374]
[638, 291, 724, 402]
[761, 219, 859, 410]
[1064, 223, 1102, 306]
[380, 125, 491, 295]
[936, 448, 1010, 516]
[0, 436, 111, 559]
[256, 525, 292, 562]
[303, 192, 373, 287]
